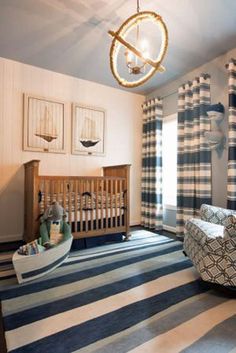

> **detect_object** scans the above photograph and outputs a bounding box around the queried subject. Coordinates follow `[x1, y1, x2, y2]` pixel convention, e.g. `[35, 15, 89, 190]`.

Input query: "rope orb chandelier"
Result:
[108, 0, 168, 88]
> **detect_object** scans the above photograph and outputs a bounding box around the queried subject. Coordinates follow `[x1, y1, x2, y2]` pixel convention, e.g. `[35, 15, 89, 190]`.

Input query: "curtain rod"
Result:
[225, 58, 236, 69]
[160, 90, 178, 99]
[147, 90, 177, 102]
[148, 72, 211, 101]
[154, 73, 211, 100]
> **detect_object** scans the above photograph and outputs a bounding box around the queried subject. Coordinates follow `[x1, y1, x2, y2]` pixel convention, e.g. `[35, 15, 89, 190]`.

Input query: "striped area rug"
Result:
[0, 230, 236, 353]
[0, 242, 21, 282]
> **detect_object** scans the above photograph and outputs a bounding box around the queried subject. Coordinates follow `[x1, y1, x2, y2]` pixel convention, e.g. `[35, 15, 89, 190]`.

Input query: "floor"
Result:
[0, 227, 175, 353]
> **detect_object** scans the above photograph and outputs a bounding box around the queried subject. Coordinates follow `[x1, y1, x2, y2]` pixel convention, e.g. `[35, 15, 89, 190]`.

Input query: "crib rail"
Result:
[38, 175, 127, 239]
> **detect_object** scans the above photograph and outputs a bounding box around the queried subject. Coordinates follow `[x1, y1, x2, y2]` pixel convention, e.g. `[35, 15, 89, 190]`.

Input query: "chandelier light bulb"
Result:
[126, 50, 134, 64]
[140, 38, 148, 51]
[142, 51, 149, 59]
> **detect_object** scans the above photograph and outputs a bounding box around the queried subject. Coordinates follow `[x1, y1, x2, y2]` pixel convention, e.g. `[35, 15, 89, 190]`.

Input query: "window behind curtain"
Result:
[162, 113, 177, 208]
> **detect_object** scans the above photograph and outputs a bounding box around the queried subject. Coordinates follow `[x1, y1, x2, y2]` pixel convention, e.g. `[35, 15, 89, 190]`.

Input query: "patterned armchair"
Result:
[184, 204, 236, 287]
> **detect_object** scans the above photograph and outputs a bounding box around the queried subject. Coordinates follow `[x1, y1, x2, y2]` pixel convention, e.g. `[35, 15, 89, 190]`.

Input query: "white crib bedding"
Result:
[39, 191, 125, 214]
[68, 207, 124, 223]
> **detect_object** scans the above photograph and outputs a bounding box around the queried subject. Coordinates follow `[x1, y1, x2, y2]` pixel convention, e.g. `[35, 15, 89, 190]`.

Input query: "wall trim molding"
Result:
[164, 205, 177, 211]
[0, 234, 23, 243]
[163, 224, 176, 233]
[130, 220, 141, 226]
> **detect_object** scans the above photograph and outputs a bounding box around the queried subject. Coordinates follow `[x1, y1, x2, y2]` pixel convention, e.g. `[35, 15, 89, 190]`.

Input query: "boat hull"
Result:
[80, 139, 99, 148]
[12, 236, 73, 284]
[35, 133, 58, 143]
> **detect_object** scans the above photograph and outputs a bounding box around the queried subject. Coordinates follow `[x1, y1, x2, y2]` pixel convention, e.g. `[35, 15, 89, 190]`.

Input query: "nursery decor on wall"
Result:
[23, 94, 66, 153]
[72, 104, 106, 156]
[204, 102, 225, 158]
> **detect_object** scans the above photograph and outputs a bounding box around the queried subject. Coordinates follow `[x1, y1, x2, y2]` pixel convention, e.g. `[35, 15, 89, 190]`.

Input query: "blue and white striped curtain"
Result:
[141, 98, 163, 229]
[227, 58, 236, 209]
[177, 75, 212, 237]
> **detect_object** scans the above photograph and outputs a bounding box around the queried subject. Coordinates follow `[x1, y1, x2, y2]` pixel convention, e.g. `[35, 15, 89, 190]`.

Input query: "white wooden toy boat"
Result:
[12, 235, 73, 284]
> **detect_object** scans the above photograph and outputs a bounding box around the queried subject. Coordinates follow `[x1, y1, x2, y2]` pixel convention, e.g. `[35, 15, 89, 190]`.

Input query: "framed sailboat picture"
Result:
[72, 103, 106, 156]
[23, 93, 66, 153]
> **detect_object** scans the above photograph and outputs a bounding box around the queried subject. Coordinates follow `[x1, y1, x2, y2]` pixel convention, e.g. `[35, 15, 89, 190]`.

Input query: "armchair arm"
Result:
[223, 215, 236, 240]
[200, 204, 236, 226]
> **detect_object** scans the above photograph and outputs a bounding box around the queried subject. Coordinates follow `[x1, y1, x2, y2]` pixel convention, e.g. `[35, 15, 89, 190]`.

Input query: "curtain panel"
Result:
[141, 98, 163, 229]
[177, 74, 212, 237]
[227, 58, 236, 210]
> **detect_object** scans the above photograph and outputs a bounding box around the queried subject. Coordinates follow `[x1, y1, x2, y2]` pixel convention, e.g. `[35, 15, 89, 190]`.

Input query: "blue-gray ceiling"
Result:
[0, 0, 236, 94]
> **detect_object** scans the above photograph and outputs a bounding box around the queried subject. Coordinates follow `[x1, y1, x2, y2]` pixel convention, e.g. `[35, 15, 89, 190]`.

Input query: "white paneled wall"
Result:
[0, 57, 144, 241]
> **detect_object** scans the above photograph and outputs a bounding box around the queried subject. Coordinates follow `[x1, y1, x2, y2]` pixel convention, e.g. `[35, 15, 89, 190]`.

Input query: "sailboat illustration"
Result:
[35, 106, 58, 143]
[80, 117, 100, 148]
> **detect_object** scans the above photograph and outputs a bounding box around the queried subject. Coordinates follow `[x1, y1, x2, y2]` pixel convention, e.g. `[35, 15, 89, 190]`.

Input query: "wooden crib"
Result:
[24, 160, 130, 243]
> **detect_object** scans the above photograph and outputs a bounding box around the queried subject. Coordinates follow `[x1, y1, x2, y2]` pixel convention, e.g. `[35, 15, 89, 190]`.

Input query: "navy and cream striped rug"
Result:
[0, 230, 236, 353]
[0, 241, 21, 282]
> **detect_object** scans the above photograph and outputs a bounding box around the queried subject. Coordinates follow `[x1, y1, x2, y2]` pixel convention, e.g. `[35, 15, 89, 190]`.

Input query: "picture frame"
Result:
[23, 93, 67, 153]
[72, 103, 106, 156]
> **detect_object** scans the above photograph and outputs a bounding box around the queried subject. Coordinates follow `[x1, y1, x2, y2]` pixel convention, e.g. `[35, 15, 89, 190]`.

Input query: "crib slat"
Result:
[68, 180, 72, 226]
[63, 180, 67, 212]
[91, 180, 94, 231]
[77, 180, 80, 232]
[74, 179, 78, 232]
[53, 180, 56, 203]
[119, 179, 122, 227]
[106, 179, 109, 228]
[44, 179, 48, 212]
[54, 180, 57, 202]
[115, 179, 118, 228]
[50, 180, 54, 205]
[101, 179, 104, 230]
[56, 180, 59, 203]
[49, 180, 52, 204]
[60, 180, 63, 204]
[80, 180, 83, 232]
[110, 179, 113, 228]
[96, 179, 99, 230]
[120, 181, 127, 226]
[85, 179, 88, 233]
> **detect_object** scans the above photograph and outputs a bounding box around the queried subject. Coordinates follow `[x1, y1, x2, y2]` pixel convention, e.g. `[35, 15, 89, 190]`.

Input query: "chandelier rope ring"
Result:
[108, 2, 168, 88]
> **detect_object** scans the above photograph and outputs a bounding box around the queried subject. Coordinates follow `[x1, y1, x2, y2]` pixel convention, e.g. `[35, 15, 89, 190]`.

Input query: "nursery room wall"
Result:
[0, 57, 144, 242]
[148, 46, 236, 229]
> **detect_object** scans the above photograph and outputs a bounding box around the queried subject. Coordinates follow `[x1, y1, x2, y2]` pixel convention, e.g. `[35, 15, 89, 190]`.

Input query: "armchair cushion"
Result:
[185, 218, 224, 241]
[200, 204, 236, 226]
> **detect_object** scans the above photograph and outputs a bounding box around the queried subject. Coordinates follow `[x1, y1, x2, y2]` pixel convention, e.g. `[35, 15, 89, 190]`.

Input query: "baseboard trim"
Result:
[130, 221, 141, 227]
[163, 225, 176, 234]
[0, 234, 23, 243]
[129, 223, 177, 234]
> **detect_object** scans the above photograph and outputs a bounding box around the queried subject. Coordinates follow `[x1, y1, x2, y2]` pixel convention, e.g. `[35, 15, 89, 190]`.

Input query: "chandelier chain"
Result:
[137, 0, 140, 13]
